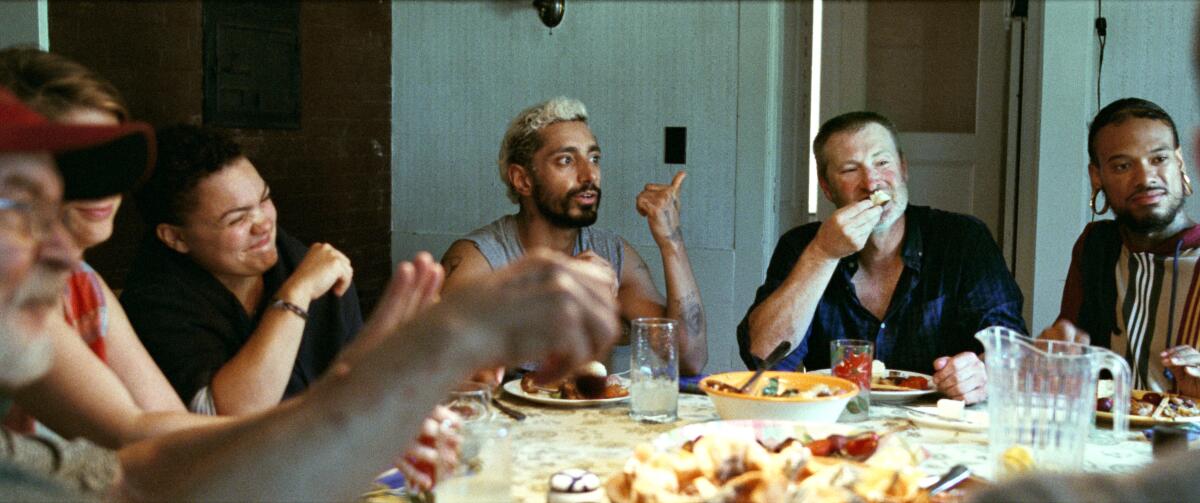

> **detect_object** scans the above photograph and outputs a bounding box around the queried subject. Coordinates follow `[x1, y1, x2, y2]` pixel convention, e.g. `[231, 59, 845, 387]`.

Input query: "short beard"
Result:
[1115, 196, 1185, 234]
[0, 330, 52, 388]
[0, 266, 69, 387]
[532, 181, 600, 228]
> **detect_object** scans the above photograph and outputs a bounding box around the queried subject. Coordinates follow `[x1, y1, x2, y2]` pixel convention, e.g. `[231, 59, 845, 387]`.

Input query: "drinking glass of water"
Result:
[629, 317, 679, 423]
[433, 383, 512, 502]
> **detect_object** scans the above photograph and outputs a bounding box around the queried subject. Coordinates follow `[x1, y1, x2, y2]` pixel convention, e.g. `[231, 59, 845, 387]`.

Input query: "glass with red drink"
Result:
[831, 339, 873, 421]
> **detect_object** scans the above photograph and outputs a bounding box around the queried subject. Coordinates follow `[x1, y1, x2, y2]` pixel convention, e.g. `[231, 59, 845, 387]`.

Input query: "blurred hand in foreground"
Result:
[430, 249, 622, 387]
[395, 405, 460, 491]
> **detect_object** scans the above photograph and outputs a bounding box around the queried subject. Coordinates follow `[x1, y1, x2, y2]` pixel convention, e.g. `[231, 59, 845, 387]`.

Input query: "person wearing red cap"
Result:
[0, 84, 621, 501]
[0, 46, 218, 448]
[0, 83, 148, 497]
[0, 49, 453, 493]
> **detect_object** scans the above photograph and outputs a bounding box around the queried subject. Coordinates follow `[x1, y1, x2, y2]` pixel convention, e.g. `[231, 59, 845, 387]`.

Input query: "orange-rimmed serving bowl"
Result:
[700, 371, 859, 423]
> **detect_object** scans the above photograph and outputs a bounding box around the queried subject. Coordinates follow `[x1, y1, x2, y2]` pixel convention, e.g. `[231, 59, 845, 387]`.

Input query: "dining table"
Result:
[498, 391, 1153, 502]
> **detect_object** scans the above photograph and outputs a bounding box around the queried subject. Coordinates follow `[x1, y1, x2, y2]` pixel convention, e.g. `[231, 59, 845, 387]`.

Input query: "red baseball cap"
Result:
[0, 86, 155, 200]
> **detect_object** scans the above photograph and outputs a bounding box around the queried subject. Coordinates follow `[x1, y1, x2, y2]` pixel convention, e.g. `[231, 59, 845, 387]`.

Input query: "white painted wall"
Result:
[1020, 0, 1098, 333]
[390, 1, 802, 372]
[1098, 0, 1200, 221]
[0, 0, 48, 50]
[1016, 0, 1200, 333]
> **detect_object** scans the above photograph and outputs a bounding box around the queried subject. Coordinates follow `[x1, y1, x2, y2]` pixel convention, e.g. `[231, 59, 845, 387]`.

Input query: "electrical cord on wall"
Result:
[1095, 0, 1107, 111]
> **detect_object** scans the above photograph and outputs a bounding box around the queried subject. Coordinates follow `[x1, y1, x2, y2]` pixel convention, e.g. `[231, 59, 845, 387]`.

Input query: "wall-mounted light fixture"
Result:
[533, 0, 565, 28]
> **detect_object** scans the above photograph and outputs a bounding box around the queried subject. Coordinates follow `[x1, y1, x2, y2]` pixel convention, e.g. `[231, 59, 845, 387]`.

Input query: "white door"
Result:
[816, 0, 1011, 256]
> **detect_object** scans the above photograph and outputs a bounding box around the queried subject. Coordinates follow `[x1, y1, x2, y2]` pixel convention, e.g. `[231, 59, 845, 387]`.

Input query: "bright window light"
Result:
[807, 0, 823, 215]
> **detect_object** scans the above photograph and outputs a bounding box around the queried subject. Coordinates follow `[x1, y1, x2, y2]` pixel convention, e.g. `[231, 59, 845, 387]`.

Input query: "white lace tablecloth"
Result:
[497, 393, 1153, 503]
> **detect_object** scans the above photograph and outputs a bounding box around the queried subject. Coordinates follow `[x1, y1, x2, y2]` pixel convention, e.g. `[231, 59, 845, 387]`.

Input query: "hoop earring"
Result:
[1183, 172, 1194, 196]
[1090, 189, 1110, 215]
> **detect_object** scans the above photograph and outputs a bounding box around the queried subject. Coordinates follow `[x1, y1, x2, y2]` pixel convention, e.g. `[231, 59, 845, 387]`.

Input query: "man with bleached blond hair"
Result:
[441, 97, 708, 377]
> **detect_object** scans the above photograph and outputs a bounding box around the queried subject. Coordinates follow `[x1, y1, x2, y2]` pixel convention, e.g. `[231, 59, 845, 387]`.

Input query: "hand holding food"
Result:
[810, 199, 884, 260]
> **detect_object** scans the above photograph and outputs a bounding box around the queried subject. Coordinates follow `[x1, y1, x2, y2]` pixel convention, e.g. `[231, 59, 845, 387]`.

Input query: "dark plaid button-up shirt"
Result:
[736, 205, 1027, 374]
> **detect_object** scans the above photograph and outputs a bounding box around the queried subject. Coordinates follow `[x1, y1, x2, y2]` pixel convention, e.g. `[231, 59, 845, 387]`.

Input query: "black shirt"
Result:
[121, 228, 362, 405]
[736, 205, 1027, 374]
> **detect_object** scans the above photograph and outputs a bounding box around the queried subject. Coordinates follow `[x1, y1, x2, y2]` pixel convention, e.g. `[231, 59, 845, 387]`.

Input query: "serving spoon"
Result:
[738, 341, 792, 394]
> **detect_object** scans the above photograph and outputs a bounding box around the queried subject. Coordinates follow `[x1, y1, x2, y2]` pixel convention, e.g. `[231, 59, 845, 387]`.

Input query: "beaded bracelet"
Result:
[270, 298, 309, 321]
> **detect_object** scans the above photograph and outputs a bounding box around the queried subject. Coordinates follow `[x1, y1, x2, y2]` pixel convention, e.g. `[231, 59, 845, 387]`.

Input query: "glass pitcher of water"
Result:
[976, 326, 1130, 479]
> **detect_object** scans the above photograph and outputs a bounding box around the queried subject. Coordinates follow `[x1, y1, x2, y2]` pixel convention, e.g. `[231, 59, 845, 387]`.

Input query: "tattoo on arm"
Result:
[670, 292, 703, 337]
[666, 226, 683, 244]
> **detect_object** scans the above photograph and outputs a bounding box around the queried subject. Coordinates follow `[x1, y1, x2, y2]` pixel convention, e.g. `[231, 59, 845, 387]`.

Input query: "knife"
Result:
[491, 398, 526, 421]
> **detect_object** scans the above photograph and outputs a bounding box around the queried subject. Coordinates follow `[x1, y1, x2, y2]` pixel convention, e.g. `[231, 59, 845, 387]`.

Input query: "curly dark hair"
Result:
[1088, 97, 1179, 166]
[135, 124, 243, 227]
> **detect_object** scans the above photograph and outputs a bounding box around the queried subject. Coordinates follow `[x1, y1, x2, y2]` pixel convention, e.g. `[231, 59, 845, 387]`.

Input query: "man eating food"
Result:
[738, 111, 1026, 405]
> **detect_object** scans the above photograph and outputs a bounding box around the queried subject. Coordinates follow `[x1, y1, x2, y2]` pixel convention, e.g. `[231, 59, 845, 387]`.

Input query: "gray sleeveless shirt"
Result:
[462, 214, 625, 276]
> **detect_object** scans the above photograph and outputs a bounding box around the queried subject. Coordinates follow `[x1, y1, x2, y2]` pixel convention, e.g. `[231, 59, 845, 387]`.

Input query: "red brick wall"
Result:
[48, 0, 393, 311]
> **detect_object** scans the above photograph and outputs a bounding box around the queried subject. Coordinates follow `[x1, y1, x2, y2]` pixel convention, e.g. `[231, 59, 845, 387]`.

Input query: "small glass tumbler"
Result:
[433, 421, 512, 503]
[831, 339, 873, 421]
[433, 382, 512, 502]
[629, 317, 679, 423]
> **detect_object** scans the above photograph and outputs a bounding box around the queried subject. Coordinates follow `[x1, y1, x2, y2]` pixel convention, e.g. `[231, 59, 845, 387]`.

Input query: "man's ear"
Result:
[156, 223, 189, 254]
[509, 164, 535, 198]
[900, 156, 909, 182]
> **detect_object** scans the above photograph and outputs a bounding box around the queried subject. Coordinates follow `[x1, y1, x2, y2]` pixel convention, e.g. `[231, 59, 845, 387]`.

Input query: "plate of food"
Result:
[503, 361, 630, 407]
[811, 361, 936, 404]
[606, 419, 933, 503]
[700, 371, 859, 422]
[1095, 387, 1200, 426]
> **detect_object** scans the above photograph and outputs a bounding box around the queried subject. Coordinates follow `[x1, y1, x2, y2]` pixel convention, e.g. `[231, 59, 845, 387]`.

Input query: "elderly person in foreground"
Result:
[0, 86, 620, 501]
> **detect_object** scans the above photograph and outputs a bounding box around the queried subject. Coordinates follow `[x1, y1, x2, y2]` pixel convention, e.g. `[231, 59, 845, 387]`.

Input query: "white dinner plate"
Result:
[502, 376, 631, 407]
[904, 406, 989, 433]
[809, 369, 937, 404]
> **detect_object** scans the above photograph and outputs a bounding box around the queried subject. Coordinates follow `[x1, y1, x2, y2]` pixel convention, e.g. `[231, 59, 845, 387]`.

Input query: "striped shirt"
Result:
[1060, 221, 1200, 391]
